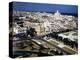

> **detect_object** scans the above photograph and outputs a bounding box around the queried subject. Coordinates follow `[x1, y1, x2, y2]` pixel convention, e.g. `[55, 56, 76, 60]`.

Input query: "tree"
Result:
[26, 27, 37, 38]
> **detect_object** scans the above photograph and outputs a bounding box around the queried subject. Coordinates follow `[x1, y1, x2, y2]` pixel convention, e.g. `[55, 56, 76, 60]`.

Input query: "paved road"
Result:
[32, 38, 77, 54]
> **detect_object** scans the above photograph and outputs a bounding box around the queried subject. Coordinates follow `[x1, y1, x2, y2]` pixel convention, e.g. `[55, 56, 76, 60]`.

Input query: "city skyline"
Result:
[10, 2, 78, 16]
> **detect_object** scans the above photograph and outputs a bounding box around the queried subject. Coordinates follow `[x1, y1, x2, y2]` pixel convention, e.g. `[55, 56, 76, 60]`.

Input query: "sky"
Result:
[10, 1, 78, 16]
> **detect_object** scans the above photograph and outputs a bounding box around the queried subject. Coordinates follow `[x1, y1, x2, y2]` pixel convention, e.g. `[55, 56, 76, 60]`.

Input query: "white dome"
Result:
[54, 10, 61, 16]
[54, 10, 62, 20]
